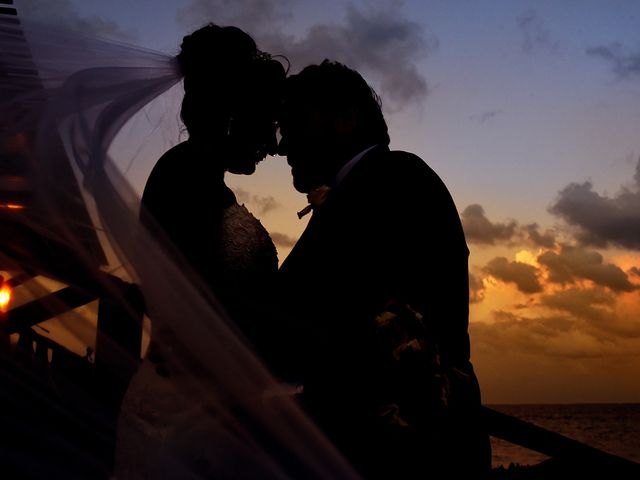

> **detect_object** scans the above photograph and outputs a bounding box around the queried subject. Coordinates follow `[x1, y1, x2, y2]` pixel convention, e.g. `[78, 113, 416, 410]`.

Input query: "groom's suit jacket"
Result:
[278, 146, 489, 477]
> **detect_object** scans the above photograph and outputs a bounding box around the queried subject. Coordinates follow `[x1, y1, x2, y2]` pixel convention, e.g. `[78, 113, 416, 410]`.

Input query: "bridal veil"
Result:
[0, 7, 357, 479]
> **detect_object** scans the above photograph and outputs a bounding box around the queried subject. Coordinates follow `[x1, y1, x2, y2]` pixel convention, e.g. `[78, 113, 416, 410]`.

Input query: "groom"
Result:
[277, 60, 490, 478]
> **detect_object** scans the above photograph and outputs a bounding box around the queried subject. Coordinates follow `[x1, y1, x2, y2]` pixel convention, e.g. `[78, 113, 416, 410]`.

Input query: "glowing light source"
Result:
[0, 203, 26, 210]
[0, 278, 11, 312]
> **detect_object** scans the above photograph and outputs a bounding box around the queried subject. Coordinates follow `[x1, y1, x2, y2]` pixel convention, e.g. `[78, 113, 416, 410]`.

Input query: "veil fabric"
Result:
[0, 11, 358, 480]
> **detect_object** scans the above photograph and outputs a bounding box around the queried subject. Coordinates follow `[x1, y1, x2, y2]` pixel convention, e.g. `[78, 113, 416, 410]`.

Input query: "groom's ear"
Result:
[334, 108, 358, 136]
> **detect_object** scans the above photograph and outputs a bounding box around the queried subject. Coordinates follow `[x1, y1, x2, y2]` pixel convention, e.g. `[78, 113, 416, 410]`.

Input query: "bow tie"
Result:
[297, 185, 332, 219]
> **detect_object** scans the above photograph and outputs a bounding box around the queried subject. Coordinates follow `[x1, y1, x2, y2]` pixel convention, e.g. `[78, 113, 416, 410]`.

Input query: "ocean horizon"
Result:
[487, 403, 640, 468]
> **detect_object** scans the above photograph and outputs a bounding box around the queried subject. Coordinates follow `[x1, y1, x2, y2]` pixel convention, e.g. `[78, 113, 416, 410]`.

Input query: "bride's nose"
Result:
[277, 135, 287, 156]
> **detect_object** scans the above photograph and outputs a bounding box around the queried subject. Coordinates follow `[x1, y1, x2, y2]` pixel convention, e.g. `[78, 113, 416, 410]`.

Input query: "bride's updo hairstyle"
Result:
[176, 24, 285, 143]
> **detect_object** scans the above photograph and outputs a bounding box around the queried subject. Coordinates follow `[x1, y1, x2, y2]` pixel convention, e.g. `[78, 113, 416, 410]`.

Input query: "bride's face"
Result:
[224, 81, 281, 175]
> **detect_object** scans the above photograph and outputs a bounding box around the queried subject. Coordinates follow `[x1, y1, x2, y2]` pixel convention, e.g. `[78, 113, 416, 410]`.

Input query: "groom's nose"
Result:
[265, 128, 278, 156]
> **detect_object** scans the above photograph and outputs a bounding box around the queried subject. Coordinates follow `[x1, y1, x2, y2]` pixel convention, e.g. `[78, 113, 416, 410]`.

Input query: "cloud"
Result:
[538, 245, 637, 292]
[469, 273, 485, 303]
[540, 287, 615, 323]
[471, 306, 640, 365]
[471, 312, 604, 359]
[461, 206, 558, 248]
[537, 286, 640, 339]
[470, 110, 502, 124]
[270, 232, 297, 248]
[549, 159, 640, 250]
[17, 0, 135, 40]
[283, 4, 435, 108]
[483, 256, 543, 294]
[231, 187, 281, 215]
[587, 43, 640, 79]
[630, 266, 640, 277]
[178, 0, 434, 109]
[524, 223, 556, 249]
[461, 204, 517, 245]
[516, 9, 556, 55]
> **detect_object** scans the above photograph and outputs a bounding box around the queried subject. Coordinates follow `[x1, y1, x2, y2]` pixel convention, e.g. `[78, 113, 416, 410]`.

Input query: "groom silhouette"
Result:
[277, 60, 491, 478]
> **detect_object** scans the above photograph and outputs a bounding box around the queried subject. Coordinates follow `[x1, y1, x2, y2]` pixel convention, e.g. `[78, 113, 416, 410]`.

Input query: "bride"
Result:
[116, 24, 293, 478]
[0, 14, 357, 480]
[138, 24, 285, 359]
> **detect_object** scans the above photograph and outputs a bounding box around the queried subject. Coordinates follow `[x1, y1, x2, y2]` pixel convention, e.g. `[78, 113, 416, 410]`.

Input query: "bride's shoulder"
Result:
[145, 142, 191, 180]
[154, 141, 193, 168]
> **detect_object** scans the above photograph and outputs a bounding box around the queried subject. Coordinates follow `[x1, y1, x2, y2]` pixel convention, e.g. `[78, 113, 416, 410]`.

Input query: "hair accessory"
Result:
[253, 50, 272, 62]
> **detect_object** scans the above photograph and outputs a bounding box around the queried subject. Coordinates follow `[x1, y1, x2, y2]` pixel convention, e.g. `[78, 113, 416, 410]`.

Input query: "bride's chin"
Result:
[227, 151, 268, 175]
[228, 162, 257, 175]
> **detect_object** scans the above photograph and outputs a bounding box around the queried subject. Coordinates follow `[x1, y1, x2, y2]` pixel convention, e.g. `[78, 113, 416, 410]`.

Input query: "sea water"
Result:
[488, 404, 640, 467]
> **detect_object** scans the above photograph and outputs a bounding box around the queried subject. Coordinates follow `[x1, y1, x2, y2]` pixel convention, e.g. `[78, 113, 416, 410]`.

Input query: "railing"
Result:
[484, 406, 640, 477]
[0, 270, 145, 479]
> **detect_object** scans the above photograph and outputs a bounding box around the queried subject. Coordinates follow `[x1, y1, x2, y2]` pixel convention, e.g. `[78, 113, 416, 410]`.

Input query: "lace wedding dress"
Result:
[116, 200, 279, 479]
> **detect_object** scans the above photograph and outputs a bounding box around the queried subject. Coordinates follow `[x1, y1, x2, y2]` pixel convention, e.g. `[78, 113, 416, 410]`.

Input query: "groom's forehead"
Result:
[280, 105, 333, 130]
[281, 95, 342, 119]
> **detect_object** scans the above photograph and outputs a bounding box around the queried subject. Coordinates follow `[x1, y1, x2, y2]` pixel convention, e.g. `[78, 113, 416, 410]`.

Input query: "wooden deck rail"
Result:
[483, 405, 640, 476]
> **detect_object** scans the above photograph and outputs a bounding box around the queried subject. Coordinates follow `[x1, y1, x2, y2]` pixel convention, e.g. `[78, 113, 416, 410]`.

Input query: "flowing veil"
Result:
[0, 8, 358, 480]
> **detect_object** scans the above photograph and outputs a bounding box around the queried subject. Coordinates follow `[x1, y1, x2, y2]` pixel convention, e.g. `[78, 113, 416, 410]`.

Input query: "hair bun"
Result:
[177, 24, 258, 80]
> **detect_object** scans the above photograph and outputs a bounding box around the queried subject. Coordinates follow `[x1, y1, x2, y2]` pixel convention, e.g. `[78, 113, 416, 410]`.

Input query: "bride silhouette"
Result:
[116, 24, 288, 478]
[140, 24, 284, 356]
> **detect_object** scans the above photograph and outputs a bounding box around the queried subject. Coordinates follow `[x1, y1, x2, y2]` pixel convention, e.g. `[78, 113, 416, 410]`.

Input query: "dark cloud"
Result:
[470, 110, 502, 124]
[540, 287, 615, 324]
[469, 310, 626, 360]
[524, 223, 556, 248]
[270, 232, 297, 248]
[492, 310, 574, 337]
[461, 204, 517, 245]
[538, 245, 636, 292]
[462, 206, 559, 248]
[178, 0, 434, 109]
[586, 43, 640, 79]
[483, 256, 542, 294]
[470, 312, 596, 358]
[469, 273, 485, 303]
[516, 9, 556, 55]
[284, 4, 434, 108]
[549, 159, 640, 250]
[539, 284, 640, 339]
[231, 187, 281, 215]
[630, 266, 640, 277]
[18, 0, 135, 40]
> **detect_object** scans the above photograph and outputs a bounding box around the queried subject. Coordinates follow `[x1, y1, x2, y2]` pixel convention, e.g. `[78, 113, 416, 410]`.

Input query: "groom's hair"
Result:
[286, 60, 390, 146]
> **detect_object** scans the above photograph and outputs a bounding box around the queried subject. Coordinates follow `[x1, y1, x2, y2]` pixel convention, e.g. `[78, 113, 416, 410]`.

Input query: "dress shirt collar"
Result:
[333, 144, 377, 186]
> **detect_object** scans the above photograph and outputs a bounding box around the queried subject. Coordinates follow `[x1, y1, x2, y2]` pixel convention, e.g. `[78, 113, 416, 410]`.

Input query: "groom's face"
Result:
[278, 105, 343, 193]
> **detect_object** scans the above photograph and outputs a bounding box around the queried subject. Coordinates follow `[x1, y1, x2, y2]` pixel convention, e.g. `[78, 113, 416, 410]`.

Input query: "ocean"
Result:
[488, 404, 640, 468]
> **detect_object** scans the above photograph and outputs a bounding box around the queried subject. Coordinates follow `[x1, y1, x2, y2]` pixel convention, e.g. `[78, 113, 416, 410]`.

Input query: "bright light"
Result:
[0, 285, 11, 312]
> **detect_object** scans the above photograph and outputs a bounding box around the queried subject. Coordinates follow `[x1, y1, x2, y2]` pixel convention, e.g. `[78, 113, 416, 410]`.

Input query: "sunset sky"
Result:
[16, 0, 640, 404]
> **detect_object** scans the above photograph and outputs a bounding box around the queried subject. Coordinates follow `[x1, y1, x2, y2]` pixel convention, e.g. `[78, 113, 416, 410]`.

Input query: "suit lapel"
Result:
[280, 145, 389, 275]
